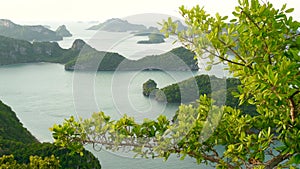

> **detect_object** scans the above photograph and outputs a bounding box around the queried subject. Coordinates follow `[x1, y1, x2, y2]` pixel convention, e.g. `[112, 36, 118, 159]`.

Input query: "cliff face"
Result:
[55, 25, 72, 37]
[0, 19, 63, 41]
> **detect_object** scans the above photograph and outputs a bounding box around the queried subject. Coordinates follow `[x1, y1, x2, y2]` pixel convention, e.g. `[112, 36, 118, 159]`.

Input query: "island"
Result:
[87, 18, 146, 32]
[0, 35, 198, 71]
[0, 19, 63, 41]
[142, 75, 256, 115]
[142, 79, 158, 97]
[137, 33, 165, 44]
[55, 25, 72, 37]
[0, 100, 101, 168]
[65, 44, 198, 71]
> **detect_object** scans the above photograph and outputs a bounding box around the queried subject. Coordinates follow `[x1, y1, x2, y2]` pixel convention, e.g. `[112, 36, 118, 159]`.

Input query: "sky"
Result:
[1, 0, 299, 23]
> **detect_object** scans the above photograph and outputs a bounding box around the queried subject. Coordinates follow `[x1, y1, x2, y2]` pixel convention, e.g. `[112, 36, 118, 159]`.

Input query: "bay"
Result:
[0, 20, 226, 168]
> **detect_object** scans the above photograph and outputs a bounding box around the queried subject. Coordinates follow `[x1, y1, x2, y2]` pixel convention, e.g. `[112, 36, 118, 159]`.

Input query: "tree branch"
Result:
[288, 90, 300, 122]
[217, 38, 253, 70]
[241, 9, 272, 64]
[265, 153, 292, 169]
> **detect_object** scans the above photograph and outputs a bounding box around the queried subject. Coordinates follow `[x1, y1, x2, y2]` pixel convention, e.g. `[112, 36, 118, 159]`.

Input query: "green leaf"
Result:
[230, 19, 237, 22]
[281, 4, 287, 11]
[285, 8, 294, 13]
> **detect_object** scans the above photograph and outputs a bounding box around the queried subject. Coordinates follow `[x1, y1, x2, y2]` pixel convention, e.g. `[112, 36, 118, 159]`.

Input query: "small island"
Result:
[137, 33, 165, 44]
[142, 79, 158, 97]
[142, 75, 256, 115]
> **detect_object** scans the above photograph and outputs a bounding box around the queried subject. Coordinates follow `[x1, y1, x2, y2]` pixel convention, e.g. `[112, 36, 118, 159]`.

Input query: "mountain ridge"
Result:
[0, 19, 63, 41]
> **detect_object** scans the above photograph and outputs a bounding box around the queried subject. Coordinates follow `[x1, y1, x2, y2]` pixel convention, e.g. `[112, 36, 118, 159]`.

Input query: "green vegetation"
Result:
[0, 19, 63, 41]
[51, 0, 300, 168]
[87, 18, 146, 32]
[120, 46, 198, 71]
[0, 154, 59, 169]
[137, 33, 165, 44]
[0, 100, 38, 144]
[0, 100, 101, 168]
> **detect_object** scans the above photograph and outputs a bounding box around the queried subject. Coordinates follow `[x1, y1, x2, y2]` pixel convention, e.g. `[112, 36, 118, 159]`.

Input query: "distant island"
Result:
[87, 18, 188, 44]
[0, 19, 70, 41]
[137, 33, 165, 44]
[0, 35, 198, 71]
[87, 18, 146, 32]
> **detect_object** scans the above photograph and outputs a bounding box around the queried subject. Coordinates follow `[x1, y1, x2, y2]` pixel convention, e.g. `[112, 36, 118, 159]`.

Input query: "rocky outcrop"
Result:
[55, 25, 72, 37]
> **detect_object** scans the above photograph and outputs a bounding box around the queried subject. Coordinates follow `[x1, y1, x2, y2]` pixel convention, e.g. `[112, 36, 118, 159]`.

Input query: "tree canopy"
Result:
[51, 0, 300, 168]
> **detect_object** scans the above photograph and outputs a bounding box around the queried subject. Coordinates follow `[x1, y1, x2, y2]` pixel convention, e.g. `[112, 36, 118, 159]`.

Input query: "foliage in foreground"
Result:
[51, 0, 300, 168]
[0, 154, 59, 169]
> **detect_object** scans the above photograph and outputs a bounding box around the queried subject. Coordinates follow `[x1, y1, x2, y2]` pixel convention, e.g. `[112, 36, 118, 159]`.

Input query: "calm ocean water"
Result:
[0, 21, 226, 168]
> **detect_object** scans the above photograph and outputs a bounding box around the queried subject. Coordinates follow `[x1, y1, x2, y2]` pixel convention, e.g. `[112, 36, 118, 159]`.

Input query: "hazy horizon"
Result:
[2, 0, 299, 23]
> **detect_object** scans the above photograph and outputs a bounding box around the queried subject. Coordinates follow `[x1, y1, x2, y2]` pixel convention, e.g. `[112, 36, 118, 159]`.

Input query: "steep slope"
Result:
[0, 100, 37, 144]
